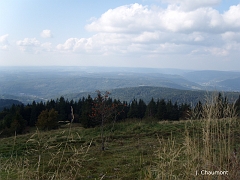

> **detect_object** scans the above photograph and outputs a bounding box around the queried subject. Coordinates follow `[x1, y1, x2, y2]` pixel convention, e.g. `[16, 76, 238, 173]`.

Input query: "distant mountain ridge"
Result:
[0, 67, 239, 104]
[182, 70, 240, 91]
[0, 99, 23, 111]
[63, 86, 240, 105]
[217, 77, 240, 91]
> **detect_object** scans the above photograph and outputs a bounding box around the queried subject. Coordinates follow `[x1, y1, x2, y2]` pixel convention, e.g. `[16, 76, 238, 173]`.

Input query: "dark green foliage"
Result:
[0, 99, 23, 111]
[36, 109, 59, 130]
[145, 98, 157, 118]
[2, 113, 13, 129]
[29, 101, 37, 126]
[56, 96, 68, 121]
[0, 111, 27, 136]
[156, 99, 167, 120]
[128, 99, 139, 119]
[138, 99, 147, 119]
[179, 103, 191, 119]
[10, 112, 27, 134]
[0, 91, 239, 137]
[170, 102, 180, 120]
[80, 95, 95, 128]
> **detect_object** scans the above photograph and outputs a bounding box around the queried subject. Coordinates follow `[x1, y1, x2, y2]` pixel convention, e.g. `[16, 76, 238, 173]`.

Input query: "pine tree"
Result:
[138, 99, 147, 119]
[166, 100, 173, 120]
[58, 96, 67, 121]
[127, 99, 139, 118]
[171, 102, 179, 120]
[10, 111, 27, 134]
[30, 101, 37, 126]
[80, 95, 94, 128]
[179, 103, 190, 119]
[156, 99, 167, 120]
[145, 98, 157, 118]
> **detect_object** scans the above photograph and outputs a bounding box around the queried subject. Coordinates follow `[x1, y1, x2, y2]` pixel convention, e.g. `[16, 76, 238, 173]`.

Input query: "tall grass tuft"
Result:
[146, 93, 240, 179]
[0, 107, 91, 180]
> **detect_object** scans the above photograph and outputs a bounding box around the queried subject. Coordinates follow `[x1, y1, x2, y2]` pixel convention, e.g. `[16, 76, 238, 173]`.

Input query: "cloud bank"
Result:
[10, 1, 240, 67]
[55, 3, 240, 58]
[16, 38, 52, 53]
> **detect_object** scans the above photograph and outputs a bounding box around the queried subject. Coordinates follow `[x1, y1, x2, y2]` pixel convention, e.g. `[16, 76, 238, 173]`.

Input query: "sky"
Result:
[0, 0, 240, 71]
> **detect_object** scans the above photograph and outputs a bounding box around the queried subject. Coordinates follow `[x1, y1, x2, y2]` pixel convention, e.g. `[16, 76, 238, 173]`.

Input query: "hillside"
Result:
[217, 77, 240, 91]
[182, 70, 240, 91]
[0, 67, 240, 104]
[0, 99, 23, 111]
[0, 118, 239, 179]
[63, 86, 240, 105]
[0, 67, 201, 104]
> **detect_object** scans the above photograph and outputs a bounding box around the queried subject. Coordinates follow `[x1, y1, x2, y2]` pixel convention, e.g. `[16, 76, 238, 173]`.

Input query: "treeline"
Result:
[193, 93, 240, 119]
[0, 92, 239, 137]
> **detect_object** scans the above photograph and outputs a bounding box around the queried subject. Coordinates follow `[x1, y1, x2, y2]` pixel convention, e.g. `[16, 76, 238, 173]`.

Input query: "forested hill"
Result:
[0, 99, 23, 111]
[63, 86, 240, 105]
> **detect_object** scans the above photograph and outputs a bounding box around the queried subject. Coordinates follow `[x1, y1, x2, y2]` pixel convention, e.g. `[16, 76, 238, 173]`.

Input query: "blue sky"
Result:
[1, 0, 240, 70]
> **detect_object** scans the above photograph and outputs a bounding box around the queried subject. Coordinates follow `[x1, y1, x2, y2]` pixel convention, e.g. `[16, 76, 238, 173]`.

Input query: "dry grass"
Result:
[145, 94, 240, 180]
[0, 95, 239, 179]
[0, 124, 90, 180]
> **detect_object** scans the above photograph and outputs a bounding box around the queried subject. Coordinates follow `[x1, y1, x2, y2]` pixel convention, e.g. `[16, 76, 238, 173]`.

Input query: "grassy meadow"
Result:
[0, 95, 240, 180]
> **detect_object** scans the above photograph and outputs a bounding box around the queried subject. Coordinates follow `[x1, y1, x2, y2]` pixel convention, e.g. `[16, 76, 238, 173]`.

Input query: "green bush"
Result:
[36, 109, 59, 130]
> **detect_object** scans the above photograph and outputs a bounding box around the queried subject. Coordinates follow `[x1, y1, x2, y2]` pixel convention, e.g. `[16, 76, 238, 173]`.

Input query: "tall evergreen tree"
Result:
[10, 111, 27, 134]
[57, 96, 67, 121]
[179, 103, 191, 119]
[156, 99, 167, 120]
[80, 95, 94, 128]
[30, 101, 37, 126]
[170, 102, 179, 120]
[145, 98, 157, 118]
[127, 99, 139, 119]
[138, 99, 147, 119]
[23, 105, 31, 126]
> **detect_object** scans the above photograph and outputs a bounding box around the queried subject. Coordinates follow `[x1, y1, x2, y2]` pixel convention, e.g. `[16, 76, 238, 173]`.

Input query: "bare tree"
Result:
[91, 91, 114, 150]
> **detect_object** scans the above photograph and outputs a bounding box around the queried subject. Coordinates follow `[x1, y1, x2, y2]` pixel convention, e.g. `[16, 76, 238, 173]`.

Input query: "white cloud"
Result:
[16, 38, 40, 46]
[85, 3, 157, 33]
[223, 4, 240, 29]
[16, 38, 54, 53]
[41, 29, 53, 38]
[0, 34, 9, 50]
[56, 38, 87, 52]
[16, 38, 39, 53]
[57, 3, 240, 62]
[85, 3, 240, 34]
[161, 0, 221, 11]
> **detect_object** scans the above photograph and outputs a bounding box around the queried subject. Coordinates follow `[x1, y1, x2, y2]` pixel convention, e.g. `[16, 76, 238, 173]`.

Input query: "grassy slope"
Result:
[0, 118, 239, 179]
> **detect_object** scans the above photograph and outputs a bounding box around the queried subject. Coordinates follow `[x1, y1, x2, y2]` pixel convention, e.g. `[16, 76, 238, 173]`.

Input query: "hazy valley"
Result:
[1, 66, 240, 106]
